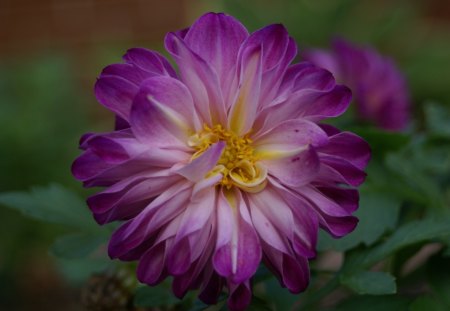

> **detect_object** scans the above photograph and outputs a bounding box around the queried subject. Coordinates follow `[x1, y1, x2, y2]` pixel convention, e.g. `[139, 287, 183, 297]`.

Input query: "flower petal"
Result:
[184, 12, 248, 93]
[263, 146, 320, 187]
[165, 32, 227, 125]
[123, 48, 177, 78]
[318, 131, 371, 170]
[130, 76, 197, 148]
[319, 155, 367, 187]
[176, 142, 225, 182]
[256, 85, 351, 131]
[228, 45, 262, 135]
[100, 63, 153, 86]
[213, 190, 261, 283]
[137, 242, 169, 285]
[227, 280, 252, 311]
[88, 171, 180, 224]
[241, 24, 297, 107]
[263, 242, 310, 293]
[94, 75, 138, 120]
[249, 187, 294, 253]
[253, 119, 329, 155]
[108, 182, 191, 259]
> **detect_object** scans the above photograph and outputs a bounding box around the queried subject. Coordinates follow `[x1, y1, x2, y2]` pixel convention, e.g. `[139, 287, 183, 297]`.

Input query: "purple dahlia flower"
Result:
[72, 13, 370, 311]
[304, 38, 410, 131]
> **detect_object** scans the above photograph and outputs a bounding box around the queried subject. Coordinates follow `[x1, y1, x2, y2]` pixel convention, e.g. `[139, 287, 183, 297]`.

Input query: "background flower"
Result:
[72, 13, 370, 310]
[304, 38, 411, 131]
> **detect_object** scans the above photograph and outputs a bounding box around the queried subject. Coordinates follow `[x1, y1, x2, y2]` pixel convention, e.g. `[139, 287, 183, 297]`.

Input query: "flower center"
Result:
[188, 124, 267, 193]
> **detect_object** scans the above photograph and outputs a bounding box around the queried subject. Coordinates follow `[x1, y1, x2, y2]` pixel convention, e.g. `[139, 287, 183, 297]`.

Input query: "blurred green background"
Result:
[0, 0, 449, 310]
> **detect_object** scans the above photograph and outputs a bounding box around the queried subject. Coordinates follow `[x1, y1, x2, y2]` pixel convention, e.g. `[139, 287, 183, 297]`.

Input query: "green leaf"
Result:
[55, 257, 111, 284]
[428, 254, 450, 308]
[318, 190, 401, 251]
[410, 295, 447, 311]
[425, 102, 450, 138]
[0, 184, 96, 229]
[133, 285, 179, 308]
[351, 127, 410, 155]
[343, 219, 450, 271]
[253, 264, 273, 283]
[50, 232, 108, 259]
[385, 137, 448, 209]
[340, 271, 396, 295]
[336, 295, 410, 311]
[246, 296, 272, 311]
[265, 277, 298, 311]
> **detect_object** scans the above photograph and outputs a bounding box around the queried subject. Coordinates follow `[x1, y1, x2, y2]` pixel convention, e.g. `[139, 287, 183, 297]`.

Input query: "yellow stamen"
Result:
[189, 124, 266, 192]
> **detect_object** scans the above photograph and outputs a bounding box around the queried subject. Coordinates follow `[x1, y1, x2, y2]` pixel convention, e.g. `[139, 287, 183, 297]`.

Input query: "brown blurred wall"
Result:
[0, 0, 192, 58]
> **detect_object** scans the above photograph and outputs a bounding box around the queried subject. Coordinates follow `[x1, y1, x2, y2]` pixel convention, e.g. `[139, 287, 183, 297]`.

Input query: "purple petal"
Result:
[94, 75, 138, 120]
[319, 155, 367, 187]
[253, 119, 329, 151]
[249, 187, 294, 253]
[137, 242, 168, 285]
[130, 76, 197, 148]
[316, 186, 359, 214]
[165, 32, 227, 125]
[184, 12, 248, 94]
[101, 63, 153, 86]
[243, 24, 293, 72]
[123, 48, 177, 78]
[88, 171, 180, 224]
[318, 131, 371, 170]
[172, 233, 217, 298]
[176, 142, 225, 182]
[167, 190, 216, 274]
[263, 146, 320, 187]
[290, 85, 352, 121]
[302, 49, 340, 79]
[114, 115, 129, 130]
[278, 62, 336, 97]
[227, 280, 252, 311]
[239, 24, 297, 110]
[213, 190, 261, 284]
[268, 179, 318, 258]
[108, 182, 191, 259]
[263, 242, 310, 293]
[299, 186, 353, 217]
[228, 44, 262, 135]
[198, 271, 224, 305]
[319, 213, 359, 238]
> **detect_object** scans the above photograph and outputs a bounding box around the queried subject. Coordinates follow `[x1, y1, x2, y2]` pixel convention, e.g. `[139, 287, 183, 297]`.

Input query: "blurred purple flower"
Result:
[72, 13, 370, 310]
[304, 38, 410, 131]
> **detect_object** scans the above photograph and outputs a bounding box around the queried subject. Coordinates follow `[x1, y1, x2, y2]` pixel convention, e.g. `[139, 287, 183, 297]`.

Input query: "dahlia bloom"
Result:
[304, 38, 410, 131]
[72, 13, 370, 310]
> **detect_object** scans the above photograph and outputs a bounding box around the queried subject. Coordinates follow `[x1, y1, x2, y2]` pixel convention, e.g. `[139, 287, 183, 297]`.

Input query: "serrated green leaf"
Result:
[336, 295, 410, 311]
[134, 285, 179, 308]
[318, 191, 400, 251]
[343, 219, 450, 271]
[341, 271, 396, 295]
[50, 232, 108, 259]
[0, 184, 95, 229]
